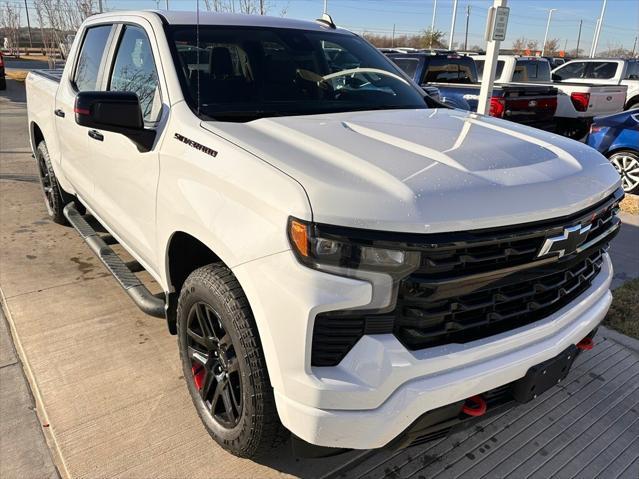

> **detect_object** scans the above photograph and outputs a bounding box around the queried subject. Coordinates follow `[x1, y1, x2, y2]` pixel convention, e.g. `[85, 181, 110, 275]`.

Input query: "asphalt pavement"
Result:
[1, 78, 638, 479]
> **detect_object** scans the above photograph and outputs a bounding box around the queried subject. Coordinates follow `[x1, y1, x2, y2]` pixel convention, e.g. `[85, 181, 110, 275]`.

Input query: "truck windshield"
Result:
[166, 26, 427, 121]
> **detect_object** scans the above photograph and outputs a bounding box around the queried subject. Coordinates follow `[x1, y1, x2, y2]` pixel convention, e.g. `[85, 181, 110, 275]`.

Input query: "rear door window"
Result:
[584, 62, 618, 80]
[513, 60, 551, 82]
[625, 61, 639, 80]
[553, 61, 587, 80]
[423, 57, 476, 83]
[74, 25, 113, 91]
[475, 60, 504, 81]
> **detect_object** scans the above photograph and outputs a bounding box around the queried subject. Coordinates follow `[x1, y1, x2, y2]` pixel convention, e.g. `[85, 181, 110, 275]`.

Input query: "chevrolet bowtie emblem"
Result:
[538, 224, 592, 258]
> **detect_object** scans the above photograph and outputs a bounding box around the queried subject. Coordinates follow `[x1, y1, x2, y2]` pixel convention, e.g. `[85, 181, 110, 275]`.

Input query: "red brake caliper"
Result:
[192, 365, 205, 390]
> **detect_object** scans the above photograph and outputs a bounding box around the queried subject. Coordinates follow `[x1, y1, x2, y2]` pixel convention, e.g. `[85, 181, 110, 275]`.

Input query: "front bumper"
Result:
[233, 251, 613, 450]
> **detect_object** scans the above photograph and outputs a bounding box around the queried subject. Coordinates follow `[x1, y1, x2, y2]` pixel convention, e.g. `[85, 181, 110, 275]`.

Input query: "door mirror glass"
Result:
[75, 91, 155, 152]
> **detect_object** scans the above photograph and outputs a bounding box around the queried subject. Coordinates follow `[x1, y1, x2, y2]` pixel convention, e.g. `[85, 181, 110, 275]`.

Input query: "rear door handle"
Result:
[54, 109, 65, 118]
[88, 130, 104, 141]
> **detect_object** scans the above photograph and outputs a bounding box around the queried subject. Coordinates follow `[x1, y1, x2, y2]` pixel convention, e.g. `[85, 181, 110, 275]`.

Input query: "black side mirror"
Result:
[74, 91, 156, 152]
[551, 73, 561, 81]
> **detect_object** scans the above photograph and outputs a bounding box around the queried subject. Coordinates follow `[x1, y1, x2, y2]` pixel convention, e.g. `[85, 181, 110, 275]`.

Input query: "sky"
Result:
[22, 0, 639, 54]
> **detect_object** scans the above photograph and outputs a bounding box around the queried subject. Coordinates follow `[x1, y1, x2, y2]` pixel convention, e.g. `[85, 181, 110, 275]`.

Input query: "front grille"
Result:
[311, 189, 623, 367]
[395, 249, 603, 350]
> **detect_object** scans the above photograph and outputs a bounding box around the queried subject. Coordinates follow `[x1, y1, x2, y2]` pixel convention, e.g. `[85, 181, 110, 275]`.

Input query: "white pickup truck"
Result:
[552, 58, 639, 111]
[26, 11, 623, 459]
[473, 55, 628, 138]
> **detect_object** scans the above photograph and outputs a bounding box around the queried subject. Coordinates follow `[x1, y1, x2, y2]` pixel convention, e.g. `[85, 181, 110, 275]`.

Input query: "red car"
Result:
[0, 51, 6, 90]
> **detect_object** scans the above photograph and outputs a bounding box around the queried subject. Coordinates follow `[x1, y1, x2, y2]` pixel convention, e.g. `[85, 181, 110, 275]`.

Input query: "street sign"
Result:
[485, 6, 510, 41]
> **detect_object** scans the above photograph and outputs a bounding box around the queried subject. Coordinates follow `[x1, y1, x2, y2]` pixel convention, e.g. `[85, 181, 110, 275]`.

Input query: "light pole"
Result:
[464, 4, 471, 51]
[323, 0, 328, 14]
[541, 8, 556, 56]
[429, 0, 437, 49]
[590, 0, 607, 58]
[23, 0, 33, 49]
[575, 19, 582, 57]
[448, 0, 459, 51]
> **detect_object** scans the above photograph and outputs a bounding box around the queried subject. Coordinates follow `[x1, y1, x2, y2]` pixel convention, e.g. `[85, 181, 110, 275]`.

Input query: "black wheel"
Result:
[35, 141, 69, 224]
[608, 150, 639, 194]
[624, 99, 638, 111]
[177, 264, 287, 458]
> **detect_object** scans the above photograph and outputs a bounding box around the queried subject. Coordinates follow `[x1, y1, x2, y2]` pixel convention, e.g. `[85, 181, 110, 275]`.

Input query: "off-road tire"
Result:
[177, 263, 288, 458]
[35, 141, 69, 225]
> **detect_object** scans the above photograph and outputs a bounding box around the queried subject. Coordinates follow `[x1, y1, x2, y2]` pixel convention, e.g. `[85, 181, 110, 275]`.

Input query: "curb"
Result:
[0, 288, 71, 479]
[600, 325, 639, 355]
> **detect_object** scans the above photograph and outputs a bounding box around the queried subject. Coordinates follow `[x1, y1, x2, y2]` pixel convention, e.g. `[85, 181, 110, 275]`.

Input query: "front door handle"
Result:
[54, 109, 65, 118]
[88, 130, 104, 141]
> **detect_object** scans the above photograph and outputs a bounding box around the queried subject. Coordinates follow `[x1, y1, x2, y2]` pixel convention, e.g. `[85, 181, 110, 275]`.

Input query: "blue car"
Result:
[587, 109, 639, 194]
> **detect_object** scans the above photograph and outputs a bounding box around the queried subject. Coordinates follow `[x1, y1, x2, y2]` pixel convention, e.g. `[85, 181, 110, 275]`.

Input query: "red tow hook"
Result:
[576, 337, 594, 351]
[462, 395, 487, 417]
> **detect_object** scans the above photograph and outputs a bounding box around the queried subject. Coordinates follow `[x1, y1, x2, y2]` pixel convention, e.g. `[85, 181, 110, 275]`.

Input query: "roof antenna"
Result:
[316, 13, 336, 29]
[196, 0, 201, 115]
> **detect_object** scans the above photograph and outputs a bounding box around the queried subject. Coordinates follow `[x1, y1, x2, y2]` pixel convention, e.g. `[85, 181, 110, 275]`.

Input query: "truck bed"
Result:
[31, 69, 63, 83]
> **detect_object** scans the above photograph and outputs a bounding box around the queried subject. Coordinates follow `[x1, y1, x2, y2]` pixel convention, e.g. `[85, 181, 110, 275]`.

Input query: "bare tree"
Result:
[543, 38, 560, 55]
[30, 0, 101, 64]
[362, 30, 446, 50]
[512, 37, 526, 54]
[203, 0, 272, 15]
[0, 1, 22, 55]
[526, 39, 539, 52]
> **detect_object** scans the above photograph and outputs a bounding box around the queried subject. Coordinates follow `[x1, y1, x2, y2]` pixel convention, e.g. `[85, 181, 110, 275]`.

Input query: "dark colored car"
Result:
[587, 109, 639, 194]
[387, 52, 558, 130]
[0, 51, 6, 90]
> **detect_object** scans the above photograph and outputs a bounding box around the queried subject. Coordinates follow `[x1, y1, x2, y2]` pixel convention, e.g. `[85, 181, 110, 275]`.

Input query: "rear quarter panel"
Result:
[25, 73, 64, 175]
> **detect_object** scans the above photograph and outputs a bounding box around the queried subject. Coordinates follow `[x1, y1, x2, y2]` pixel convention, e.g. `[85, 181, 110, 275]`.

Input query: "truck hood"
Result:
[202, 108, 620, 233]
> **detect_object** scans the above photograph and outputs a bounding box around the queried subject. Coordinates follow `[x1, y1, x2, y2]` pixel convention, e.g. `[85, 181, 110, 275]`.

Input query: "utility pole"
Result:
[541, 8, 556, 56]
[166, 0, 169, 10]
[575, 19, 582, 57]
[392, 24, 396, 48]
[590, 0, 607, 58]
[323, 0, 328, 14]
[464, 4, 471, 51]
[23, 0, 33, 49]
[448, 0, 459, 50]
[98, 0, 103, 13]
[429, 0, 437, 49]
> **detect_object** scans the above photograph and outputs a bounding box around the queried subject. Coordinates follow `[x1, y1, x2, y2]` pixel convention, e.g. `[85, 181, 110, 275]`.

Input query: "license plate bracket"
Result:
[511, 345, 578, 403]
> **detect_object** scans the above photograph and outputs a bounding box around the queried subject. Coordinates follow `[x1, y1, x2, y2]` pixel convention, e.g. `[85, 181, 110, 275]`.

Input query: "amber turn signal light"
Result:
[289, 219, 309, 257]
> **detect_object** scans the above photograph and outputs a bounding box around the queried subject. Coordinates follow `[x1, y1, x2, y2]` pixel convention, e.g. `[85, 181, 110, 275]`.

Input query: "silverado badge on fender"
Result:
[174, 133, 218, 157]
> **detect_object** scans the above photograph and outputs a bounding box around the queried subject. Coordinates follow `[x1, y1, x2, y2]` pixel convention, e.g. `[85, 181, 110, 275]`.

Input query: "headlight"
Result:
[288, 217, 420, 312]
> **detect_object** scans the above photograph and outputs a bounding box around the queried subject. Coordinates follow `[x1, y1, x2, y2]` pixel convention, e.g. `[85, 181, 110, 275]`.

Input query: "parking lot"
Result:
[1, 77, 639, 478]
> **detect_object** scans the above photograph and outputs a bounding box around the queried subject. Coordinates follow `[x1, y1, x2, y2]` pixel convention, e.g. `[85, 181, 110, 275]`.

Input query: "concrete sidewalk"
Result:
[1, 79, 638, 479]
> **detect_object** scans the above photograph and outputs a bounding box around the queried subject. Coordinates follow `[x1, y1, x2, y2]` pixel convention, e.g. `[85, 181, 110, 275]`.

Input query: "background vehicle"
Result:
[0, 51, 6, 90]
[552, 58, 639, 110]
[388, 51, 558, 130]
[543, 56, 568, 69]
[26, 10, 622, 460]
[587, 109, 639, 194]
[474, 55, 627, 139]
